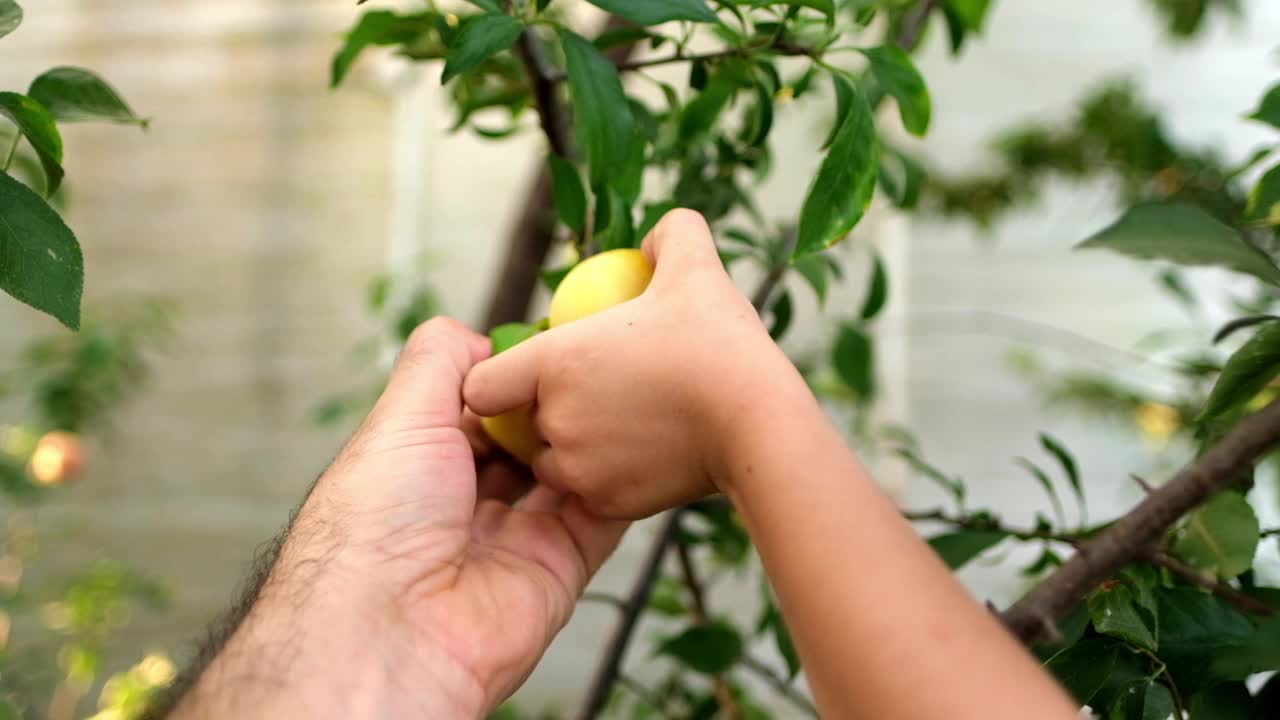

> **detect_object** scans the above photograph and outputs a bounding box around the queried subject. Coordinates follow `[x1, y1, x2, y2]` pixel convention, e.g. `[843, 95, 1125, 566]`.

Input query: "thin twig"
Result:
[739, 656, 819, 717]
[1147, 550, 1277, 617]
[894, 0, 939, 50]
[548, 41, 815, 83]
[576, 511, 682, 720]
[1131, 474, 1155, 494]
[674, 537, 742, 720]
[581, 592, 628, 611]
[1002, 396, 1280, 643]
[904, 509, 1088, 546]
[618, 675, 664, 713]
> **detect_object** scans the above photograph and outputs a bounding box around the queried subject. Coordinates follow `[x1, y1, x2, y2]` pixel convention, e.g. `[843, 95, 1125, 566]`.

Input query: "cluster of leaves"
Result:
[0, 0, 147, 330]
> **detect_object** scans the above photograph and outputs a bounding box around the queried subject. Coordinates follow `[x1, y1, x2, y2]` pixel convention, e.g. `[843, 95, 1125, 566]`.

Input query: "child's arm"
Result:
[465, 209, 1079, 718]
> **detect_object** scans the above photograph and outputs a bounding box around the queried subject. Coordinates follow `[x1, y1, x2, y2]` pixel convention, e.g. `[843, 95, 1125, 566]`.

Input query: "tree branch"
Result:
[904, 509, 1088, 546]
[1147, 549, 1277, 618]
[547, 40, 816, 83]
[1002, 396, 1280, 643]
[675, 536, 741, 719]
[894, 0, 939, 50]
[576, 510, 682, 720]
[739, 656, 819, 717]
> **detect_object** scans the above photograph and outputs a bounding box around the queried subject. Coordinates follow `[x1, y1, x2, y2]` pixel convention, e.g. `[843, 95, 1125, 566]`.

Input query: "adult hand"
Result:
[171, 318, 627, 719]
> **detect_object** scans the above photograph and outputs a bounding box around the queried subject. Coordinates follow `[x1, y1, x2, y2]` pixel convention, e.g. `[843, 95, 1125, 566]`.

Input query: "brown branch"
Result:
[675, 536, 741, 719]
[1147, 550, 1277, 617]
[894, 0, 939, 50]
[1002, 396, 1280, 643]
[576, 510, 682, 720]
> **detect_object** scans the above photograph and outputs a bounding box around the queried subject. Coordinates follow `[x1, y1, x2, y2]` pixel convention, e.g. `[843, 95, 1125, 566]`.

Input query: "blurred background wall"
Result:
[1, 0, 1279, 715]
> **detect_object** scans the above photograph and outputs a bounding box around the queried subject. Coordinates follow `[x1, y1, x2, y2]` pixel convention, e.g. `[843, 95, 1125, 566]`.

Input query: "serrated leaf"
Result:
[490, 322, 540, 355]
[927, 530, 1006, 569]
[768, 290, 793, 340]
[28, 67, 145, 126]
[585, 0, 719, 26]
[1201, 321, 1280, 422]
[561, 30, 634, 189]
[833, 323, 875, 401]
[1076, 202, 1280, 286]
[1173, 491, 1259, 580]
[0, 0, 19, 40]
[1089, 583, 1157, 651]
[796, 79, 878, 256]
[331, 11, 435, 88]
[859, 253, 887, 320]
[548, 154, 586, 234]
[657, 620, 744, 674]
[1039, 433, 1084, 519]
[0, 92, 63, 195]
[1247, 163, 1280, 224]
[0, 170, 82, 329]
[442, 13, 523, 84]
[793, 254, 828, 305]
[1246, 83, 1280, 130]
[859, 45, 930, 136]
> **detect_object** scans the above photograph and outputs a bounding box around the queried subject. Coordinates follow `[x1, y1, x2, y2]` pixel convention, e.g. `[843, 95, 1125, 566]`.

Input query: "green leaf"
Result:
[1211, 616, 1280, 678]
[541, 263, 574, 292]
[1076, 202, 1280, 286]
[927, 530, 1006, 569]
[878, 146, 926, 209]
[0, 699, 20, 720]
[649, 576, 689, 616]
[1246, 83, 1280, 130]
[793, 254, 828, 306]
[1089, 583, 1157, 651]
[858, 45, 930, 136]
[833, 322, 875, 401]
[1247, 163, 1280, 224]
[858, 253, 887, 320]
[1015, 457, 1065, 527]
[28, 67, 145, 126]
[679, 66, 741, 142]
[0, 0, 21, 40]
[1157, 587, 1254, 692]
[945, 0, 992, 31]
[584, 0, 718, 26]
[464, 0, 503, 11]
[1200, 321, 1280, 423]
[1188, 683, 1257, 720]
[1038, 433, 1084, 518]
[1106, 682, 1174, 720]
[1044, 637, 1121, 706]
[0, 92, 64, 195]
[561, 30, 634, 188]
[759, 600, 801, 679]
[548, 154, 586, 234]
[894, 447, 965, 504]
[490, 322, 540, 355]
[442, 14, 523, 84]
[0, 170, 82, 329]
[594, 185, 635, 251]
[768, 290, 793, 340]
[331, 11, 434, 88]
[1172, 491, 1259, 580]
[743, 76, 774, 147]
[788, 0, 835, 18]
[796, 79, 879, 256]
[657, 620, 744, 674]
[823, 72, 854, 150]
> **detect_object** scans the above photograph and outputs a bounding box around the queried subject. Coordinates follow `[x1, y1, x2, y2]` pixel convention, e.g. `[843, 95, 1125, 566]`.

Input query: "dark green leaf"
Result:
[796, 79, 878, 256]
[1077, 203, 1280, 286]
[1044, 637, 1120, 706]
[1089, 583, 1157, 651]
[927, 530, 1006, 570]
[1188, 683, 1257, 720]
[541, 263, 574, 292]
[442, 14, 523, 84]
[464, 0, 502, 11]
[1015, 457, 1065, 527]
[548, 154, 586, 234]
[1247, 163, 1280, 224]
[615, 128, 647, 204]
[331, 11, 434, 88]
[743, 76, 774, 147]
[858, 253, 888, 320]
[1106, 682, 1174, 720]
[1246, 83, 1280, 130]
[768, 290, 793, 340]
[28, 67, 145, 126]
[878, 146, 926, 209]
[759, 601, 801, 679]
[945, 0, 992, 31]
[1038, 433, 1084, 518]
[1157, 587, 1254, 692]
[490, 322, 540, 355]
[688, 500, 750, 565]
[0, 92, 64, 195]
[1173, 491, 1259, 580]
[1201, 321, 1280, 423]
[787, 0, 835, 18]
[894, 447, 965, 503]
[594, 185, 635, 251]
[1212, 315, 1280, 345]
[680, 66, 741, 142]
[859, 45, 930, 136]
[793, 254, 828, 306]
[657, 620, 744, 674]
[0, 0, 19, 40]
[649, 576, 689, 617]
[1211, 615, 1280, 678]
[0, 170, 82, 328]
[689, 60, 709, 91]
[593, 26, 655, 51]
[823, 72, 854, 150]
[561, 30, 634, 188]
[585, 0, 719, 26]
[833, 322, 875, 400]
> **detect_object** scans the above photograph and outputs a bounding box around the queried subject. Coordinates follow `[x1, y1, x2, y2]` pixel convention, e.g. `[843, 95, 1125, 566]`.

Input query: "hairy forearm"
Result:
[718, 380, 1078, 719]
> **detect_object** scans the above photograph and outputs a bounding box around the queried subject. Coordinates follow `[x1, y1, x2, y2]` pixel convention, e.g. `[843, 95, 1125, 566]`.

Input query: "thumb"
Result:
[641, 208, 724, 290]
[462, 331, 548, 418]
[368, 317, 491, 433]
